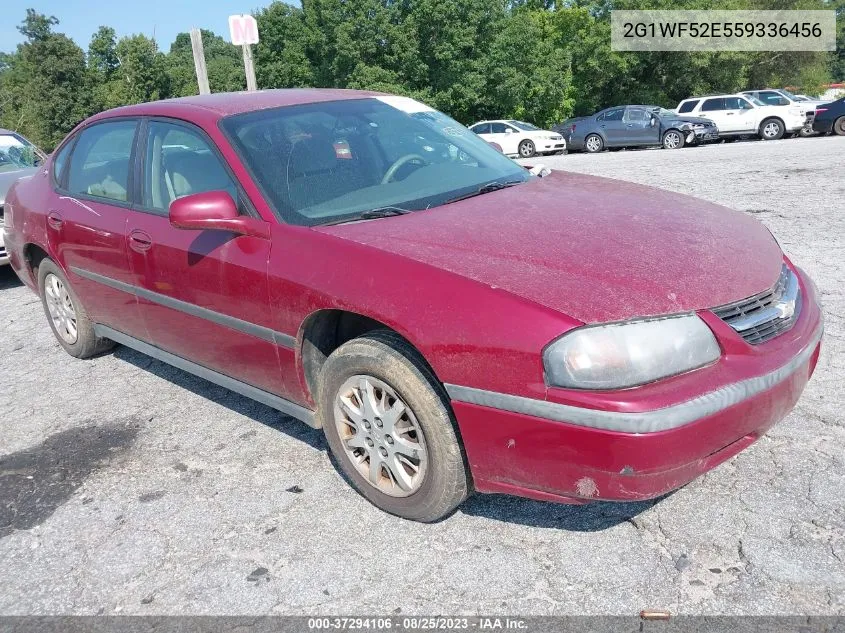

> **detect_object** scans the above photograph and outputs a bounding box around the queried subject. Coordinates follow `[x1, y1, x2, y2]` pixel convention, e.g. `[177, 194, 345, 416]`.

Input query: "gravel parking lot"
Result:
[1, 136, 843, 616]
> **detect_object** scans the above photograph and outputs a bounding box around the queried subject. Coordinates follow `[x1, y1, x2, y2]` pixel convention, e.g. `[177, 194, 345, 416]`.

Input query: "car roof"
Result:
[87, 88, 388, 123]
[682, 94, 747, 100]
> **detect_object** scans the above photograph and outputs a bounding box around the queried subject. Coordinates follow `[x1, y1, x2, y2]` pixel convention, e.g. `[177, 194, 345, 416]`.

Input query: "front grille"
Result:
[712, 265, 801, 345]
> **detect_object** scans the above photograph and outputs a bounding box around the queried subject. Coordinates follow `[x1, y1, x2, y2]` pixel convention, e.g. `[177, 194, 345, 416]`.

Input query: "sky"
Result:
[2, 0, 280, 53]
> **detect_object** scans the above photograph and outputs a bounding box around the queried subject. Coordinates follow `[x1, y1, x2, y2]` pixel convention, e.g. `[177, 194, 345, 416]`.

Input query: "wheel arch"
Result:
[22, 242, 51, 285]
[297, 308, 441, 406]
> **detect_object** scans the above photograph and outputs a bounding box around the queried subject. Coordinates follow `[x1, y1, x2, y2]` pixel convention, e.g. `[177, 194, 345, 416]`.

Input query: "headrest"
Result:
[288, 135, 337, 176]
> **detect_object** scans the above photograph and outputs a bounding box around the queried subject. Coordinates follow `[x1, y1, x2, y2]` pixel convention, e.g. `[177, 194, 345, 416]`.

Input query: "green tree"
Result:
[0, 10, 93, 150]
[167, 30, 245, 96]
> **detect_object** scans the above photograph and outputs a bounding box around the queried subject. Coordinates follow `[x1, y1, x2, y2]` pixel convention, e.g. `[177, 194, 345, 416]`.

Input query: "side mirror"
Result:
[650, 116, 657, 127]
[488, 141, 504, 153]
[504, 128, 513, 134]
[169, 191, 269, 239]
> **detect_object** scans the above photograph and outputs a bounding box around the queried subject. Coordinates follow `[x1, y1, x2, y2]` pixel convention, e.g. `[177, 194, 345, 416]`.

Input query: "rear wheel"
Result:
[759, 118, 784, 140]
[834, 116, 845, 136]
[38, 259, 114, 358]
[662, 129, 684, 149]
[518, 139, 536, 158]
[319, 330, 470, 522]
[584, 134, 604, 153]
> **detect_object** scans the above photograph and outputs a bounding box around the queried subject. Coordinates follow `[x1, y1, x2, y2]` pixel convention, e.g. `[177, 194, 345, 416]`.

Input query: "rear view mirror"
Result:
[169, 191, 269, 239]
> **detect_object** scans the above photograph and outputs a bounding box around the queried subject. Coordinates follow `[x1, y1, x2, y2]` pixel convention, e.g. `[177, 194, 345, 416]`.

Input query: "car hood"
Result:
[667, 115, 715, 125]
[318, 172, 783, 324]
[0, 167, 37, 205]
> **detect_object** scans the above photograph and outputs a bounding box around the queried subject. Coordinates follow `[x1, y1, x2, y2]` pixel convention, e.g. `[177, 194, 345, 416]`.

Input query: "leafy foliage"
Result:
[0, 1, 840, 151]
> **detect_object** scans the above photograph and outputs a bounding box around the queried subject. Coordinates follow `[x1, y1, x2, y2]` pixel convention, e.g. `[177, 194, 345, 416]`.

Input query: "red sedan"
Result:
[3, 90, 823, 521]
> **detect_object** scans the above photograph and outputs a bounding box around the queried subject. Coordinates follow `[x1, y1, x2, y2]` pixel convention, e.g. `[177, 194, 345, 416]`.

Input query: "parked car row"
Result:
[545, 89, 844, 154]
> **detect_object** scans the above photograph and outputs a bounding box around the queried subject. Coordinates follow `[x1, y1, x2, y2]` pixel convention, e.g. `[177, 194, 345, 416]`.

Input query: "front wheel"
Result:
[759, 118, 784, 140]
[662, 129, 685, 149]
[318, 330, 470, 522]
[834, 116, 845, 136]
[518, 139, 536, 158]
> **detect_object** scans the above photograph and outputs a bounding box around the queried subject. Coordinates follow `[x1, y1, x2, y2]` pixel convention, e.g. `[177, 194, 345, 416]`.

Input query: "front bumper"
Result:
[448, 267, 823, 504]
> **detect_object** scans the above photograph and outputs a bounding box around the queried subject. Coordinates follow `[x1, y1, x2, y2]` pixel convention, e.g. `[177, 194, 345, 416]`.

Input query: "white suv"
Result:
[675, 94, 806, 141]
[742, 89, 819, 135]
[469, 120, 566, 158]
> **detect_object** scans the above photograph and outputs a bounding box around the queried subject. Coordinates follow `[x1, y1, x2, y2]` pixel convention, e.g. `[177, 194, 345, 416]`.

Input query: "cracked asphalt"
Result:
[1, 136, 843, 616]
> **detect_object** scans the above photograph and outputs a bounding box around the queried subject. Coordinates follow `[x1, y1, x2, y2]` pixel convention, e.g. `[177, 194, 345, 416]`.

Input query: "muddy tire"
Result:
[318, 330, 470, 522]
[38, 259, 114, 358]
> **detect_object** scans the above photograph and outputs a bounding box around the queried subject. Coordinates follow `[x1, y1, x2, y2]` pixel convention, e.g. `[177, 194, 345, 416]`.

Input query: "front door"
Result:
[622, 107, 660, 145]
[125, 118, 288, 397]
[488, 122, 520, 155]
[48, 118, 148, 341]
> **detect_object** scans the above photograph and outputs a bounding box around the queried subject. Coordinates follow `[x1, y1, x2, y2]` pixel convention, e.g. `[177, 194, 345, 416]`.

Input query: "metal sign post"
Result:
[229, 14, 259, 91]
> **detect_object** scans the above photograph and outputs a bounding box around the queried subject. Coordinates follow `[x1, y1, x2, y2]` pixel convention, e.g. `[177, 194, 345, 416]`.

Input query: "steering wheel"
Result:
[381, 154, 428, 184]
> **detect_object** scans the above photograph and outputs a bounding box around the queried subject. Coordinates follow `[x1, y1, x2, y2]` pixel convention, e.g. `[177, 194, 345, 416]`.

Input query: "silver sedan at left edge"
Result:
[0, 129, 45, 266]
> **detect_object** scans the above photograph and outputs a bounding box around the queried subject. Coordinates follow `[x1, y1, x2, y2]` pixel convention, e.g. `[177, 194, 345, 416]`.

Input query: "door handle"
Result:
[128, 230, 153, 253]
[600, 124, 607, 128]
[725, 112, 735, 115]
[47, 211, 63, 230]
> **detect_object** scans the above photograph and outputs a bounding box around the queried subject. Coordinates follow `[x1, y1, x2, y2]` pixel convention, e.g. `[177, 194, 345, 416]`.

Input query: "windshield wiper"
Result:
[318, 206, 411, 226]
[443, 179, 524, 205]
[358, 206, 411, 219]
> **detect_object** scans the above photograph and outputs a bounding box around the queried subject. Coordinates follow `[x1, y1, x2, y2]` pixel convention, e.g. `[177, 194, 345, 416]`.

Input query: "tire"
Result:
[37, 259, 114, 359]
[318, 330, 470, 522]
[834, 116, 845, 136]
[584, 134, 604, 153]
[759, 118, 784, 141]
[662, 129, 684, 149]
[518, 139, 536, 158]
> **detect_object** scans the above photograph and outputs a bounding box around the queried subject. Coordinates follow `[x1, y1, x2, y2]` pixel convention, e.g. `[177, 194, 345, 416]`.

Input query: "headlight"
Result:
[543, 314, 721, 390]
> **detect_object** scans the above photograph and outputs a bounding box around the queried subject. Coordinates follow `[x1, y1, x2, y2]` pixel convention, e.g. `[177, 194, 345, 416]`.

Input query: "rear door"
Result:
[125, 118, 288, 397]
[596, 108, 626, 145]
[622, 107, 660, 145]
[49, 119, 148, 340]
[698, 98, 740, 132]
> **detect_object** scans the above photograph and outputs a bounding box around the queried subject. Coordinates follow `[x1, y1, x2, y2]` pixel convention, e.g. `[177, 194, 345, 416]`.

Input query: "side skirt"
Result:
[94, 324, 319, 429]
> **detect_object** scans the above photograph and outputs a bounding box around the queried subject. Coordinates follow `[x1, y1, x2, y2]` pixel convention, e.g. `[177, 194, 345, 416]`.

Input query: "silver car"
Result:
[0, 129, 45, 266]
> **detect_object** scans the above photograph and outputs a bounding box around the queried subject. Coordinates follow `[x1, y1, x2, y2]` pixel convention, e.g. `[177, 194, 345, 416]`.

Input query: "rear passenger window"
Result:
[67, 121, 137, 203]
[678, 100, 698, 113]
[701, 98, 725, 112]
[598, 109, 624, 122]
[142, 121, 238, 214]
[51, 138, 75, 187]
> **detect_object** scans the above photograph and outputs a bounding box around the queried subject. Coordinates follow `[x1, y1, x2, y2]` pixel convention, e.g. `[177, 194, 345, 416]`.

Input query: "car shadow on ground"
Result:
[0, 266, 23, 290]
[458, 491, 663, 531]
[112, 345, 325, 452]
[112, 343, 664, 530]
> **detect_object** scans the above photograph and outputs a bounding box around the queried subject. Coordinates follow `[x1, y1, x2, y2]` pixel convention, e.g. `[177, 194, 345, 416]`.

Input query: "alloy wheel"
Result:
[763, 121, 781, 138]
[664, 132, 681, 149]
[44, 273, 78, 344]
[333, 375, 428, 497]
[585, 136, 602, 152]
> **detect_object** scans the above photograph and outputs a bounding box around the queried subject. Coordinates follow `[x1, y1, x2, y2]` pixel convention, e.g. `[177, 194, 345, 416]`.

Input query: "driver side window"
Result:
[142, 121, 239, 214]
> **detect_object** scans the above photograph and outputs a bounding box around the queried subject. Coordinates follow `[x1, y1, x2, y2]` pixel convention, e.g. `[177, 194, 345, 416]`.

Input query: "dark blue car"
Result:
[564, 105, 719, 153]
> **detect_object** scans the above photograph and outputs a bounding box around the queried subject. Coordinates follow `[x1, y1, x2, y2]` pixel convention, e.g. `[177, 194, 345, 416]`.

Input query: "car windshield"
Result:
[0, 133, 44, 173]
[222, 97, 530, 226]
[779, 88, 797, 99]
[747, 96, 766, 106]
[792, 94, 809, 102]
[508, 120, 540, 131]
[651, 107, 678, 117]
